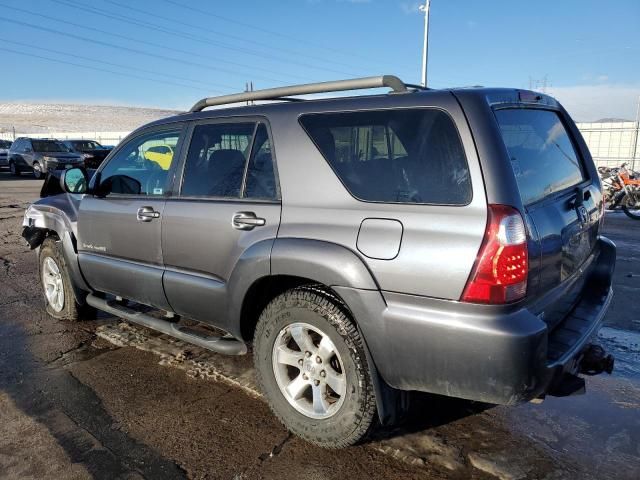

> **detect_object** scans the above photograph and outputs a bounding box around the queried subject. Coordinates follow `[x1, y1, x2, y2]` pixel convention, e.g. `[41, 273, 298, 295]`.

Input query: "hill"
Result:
[0, 103, 180, 134]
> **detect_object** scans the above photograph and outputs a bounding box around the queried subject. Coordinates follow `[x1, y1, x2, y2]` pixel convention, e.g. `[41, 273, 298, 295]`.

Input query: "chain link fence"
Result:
[576, 121, 640, 170]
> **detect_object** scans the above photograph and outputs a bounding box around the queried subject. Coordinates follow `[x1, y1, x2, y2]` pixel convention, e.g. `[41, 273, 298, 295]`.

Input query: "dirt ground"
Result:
[1, 173, 639, 480]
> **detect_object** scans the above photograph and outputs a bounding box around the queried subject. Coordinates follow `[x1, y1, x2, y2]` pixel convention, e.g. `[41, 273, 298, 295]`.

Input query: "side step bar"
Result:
[86, 294, 247, 355]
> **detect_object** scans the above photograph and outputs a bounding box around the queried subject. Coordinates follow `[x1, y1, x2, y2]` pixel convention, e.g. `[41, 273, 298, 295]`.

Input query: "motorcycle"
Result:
[599, 163, 640, 220]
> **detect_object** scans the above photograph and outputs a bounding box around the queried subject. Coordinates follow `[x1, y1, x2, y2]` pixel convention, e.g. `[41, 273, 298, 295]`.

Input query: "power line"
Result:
[103, 0, 369, 73]
[0, 38, 221, 91]
[53, 0, 359, 77]
[0, 3, 303, 85]
[161, 0, 383, 65]
[0, 46, 222, 94]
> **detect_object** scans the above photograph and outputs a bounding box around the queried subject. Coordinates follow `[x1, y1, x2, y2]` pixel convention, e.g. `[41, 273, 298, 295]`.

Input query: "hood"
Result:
[37, 151, 83, 160]
[79, 149, 110, 157]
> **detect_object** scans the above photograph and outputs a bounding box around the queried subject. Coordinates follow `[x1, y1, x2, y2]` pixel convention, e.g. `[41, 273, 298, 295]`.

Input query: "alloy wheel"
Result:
[272, 322, 347, 419]
[33, 162, 42, 179]
[42, 256, 64, 312]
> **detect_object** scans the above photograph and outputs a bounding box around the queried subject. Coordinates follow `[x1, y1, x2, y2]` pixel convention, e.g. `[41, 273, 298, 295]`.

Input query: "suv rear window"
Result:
[300, 109, 471, 205]
[494, 109, 585, 205]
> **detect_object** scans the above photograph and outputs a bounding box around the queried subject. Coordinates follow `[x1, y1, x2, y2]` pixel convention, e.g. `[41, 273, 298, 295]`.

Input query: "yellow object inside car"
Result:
[144, 145, 174, 170]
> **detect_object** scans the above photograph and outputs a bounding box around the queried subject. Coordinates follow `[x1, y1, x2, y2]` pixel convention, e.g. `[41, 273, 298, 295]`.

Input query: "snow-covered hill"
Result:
[0, 103, 180, 134]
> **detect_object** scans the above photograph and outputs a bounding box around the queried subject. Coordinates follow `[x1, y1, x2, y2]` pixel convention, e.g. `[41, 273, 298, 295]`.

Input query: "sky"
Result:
[0, 0, 638, 121]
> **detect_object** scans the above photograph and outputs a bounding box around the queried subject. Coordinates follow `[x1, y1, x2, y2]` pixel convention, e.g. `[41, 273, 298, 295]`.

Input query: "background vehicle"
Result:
[22, 76, 615, 448]
[599, 163, 640, 219]
[0, 139, 12, 169]
[8, 138, 83, 179]
[143, 144, 174, 170]
[63, 139, 113, 169]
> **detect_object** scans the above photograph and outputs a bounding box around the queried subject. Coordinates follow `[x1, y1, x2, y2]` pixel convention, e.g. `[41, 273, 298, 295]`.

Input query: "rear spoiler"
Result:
[486, 90, 559, 109]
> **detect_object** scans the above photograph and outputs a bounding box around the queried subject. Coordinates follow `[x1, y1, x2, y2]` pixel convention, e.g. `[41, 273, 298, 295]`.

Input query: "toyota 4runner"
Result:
[22, 76, 616, 448]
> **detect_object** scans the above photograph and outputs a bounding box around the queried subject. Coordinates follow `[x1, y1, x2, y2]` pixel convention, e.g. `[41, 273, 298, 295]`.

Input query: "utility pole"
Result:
[419, 0, 431, 87]
[632, 95, 640, 171]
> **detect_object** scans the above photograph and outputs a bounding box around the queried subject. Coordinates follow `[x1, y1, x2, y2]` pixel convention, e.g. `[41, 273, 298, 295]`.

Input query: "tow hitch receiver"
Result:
[579, 344, 614, 375]
[548, 344, 614, 398]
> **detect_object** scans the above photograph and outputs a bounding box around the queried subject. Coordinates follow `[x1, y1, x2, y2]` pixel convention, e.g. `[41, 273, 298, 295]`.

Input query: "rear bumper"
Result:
[336, 236, 616, 405]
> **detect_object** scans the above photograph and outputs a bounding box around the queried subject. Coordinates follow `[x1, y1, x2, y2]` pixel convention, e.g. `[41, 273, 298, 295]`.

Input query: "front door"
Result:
[78, 126, 185, 309]
[161, 120, 281, 331]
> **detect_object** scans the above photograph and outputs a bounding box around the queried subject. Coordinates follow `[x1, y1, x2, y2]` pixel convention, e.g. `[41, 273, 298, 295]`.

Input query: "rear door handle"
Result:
[137, 206, 160, 222]
[232, 211, 266, 230]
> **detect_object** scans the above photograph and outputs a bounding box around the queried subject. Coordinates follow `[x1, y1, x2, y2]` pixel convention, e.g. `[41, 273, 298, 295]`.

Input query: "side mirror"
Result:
[60, 167, 88, 194]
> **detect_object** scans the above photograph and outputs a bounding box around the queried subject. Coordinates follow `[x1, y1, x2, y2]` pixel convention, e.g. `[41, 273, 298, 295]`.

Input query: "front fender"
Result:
[22, 196, 91, 297]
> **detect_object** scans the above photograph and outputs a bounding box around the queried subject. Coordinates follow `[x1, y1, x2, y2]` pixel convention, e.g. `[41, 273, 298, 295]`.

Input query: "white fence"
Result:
[575, 121, 640, 170]
[0, 131, 130, 147]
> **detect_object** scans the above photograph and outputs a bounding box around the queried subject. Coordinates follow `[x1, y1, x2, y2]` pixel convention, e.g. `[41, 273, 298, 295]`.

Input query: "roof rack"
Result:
[190, 75, 410, 112]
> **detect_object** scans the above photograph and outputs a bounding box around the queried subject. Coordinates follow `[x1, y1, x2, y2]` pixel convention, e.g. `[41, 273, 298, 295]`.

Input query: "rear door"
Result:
[78, 126, 185, 309]
[494, 107, 601, 323]
[161, 119, 281, 331]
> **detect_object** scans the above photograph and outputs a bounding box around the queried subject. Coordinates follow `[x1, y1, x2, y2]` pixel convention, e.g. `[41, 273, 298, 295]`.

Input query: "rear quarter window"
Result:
[494, 109, 585, 205]
[299, 109, 472, 205]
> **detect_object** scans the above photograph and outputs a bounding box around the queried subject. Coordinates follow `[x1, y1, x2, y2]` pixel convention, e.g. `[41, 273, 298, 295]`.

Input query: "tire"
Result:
[38, 236, 95, 321]
[622, 192, 640, 220]
[32, 161, 43, 179]
[253, 285, 377, 448]
[9, 161, 20, 176]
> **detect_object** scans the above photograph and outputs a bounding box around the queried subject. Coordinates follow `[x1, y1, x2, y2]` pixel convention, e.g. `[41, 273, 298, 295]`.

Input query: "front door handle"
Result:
[232, 211, 266, 230]
[137, 206, 160, 222]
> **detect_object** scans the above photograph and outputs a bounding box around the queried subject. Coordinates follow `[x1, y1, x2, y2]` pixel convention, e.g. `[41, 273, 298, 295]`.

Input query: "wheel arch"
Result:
[23, 205, 91, 298]
[240, 277, 404, 427]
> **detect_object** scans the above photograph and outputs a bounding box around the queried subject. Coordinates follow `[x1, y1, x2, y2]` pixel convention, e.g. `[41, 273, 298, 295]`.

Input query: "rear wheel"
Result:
[253, 286, 377, 448]
[32, 161, 43, 179]
[39, 236, 95, 321]
[622, 191, 640, 220]
[9, 161, 20, 176]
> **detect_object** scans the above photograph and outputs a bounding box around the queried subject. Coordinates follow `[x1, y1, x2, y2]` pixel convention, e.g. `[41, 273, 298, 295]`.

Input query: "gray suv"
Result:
[9, 137, 84, 178]
[22, 76, 616, 448]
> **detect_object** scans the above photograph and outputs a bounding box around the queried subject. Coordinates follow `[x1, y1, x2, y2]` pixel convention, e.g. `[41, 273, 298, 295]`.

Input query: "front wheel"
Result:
[9, 161, 20, 176]
[39, 236, 95, 320]
[32, 161, 43, 179]
[253, 286, 377, 448]
[622, 191, 640, 220]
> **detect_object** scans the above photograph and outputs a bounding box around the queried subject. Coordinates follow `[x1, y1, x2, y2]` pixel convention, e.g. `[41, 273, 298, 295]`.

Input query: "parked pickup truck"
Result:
[22, 76, 615, 448]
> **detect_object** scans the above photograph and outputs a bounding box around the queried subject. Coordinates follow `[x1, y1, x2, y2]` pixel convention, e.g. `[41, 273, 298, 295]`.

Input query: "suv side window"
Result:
[300, 109, 471, 205]
[181, 122, 256, 198]
[98, 129, 181, 196]
[244, 124, 278, 200]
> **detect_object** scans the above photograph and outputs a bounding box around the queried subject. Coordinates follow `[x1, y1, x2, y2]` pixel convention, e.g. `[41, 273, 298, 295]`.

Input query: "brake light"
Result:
[461, 205, 528, 304]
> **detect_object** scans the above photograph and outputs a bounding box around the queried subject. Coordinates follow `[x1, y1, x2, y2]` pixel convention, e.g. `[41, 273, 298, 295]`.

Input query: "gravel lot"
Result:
[1, 173, 639, 480]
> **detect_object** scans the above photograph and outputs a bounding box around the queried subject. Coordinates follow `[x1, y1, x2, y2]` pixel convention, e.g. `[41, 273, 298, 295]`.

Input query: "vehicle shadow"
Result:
[0, 172, 40, 181]
[0, 308, 187, 480]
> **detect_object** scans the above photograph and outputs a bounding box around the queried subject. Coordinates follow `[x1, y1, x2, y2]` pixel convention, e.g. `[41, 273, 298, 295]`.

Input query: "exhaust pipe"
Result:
[579, 344, 614, 375]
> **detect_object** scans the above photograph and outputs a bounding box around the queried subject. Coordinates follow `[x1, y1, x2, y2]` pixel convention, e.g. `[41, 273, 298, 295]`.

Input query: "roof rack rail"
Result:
[190, 75, 409, 112]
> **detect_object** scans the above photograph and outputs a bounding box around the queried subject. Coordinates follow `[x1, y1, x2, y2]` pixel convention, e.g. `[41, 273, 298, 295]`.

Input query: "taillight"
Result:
[461, 205, 528, 304]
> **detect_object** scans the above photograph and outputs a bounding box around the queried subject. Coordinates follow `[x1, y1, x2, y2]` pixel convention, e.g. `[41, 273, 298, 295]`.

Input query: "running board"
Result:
[86, 294, 247, 355]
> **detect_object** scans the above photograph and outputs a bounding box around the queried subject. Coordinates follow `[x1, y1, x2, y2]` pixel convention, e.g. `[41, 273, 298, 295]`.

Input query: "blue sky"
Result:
[0, 0, 638, 120]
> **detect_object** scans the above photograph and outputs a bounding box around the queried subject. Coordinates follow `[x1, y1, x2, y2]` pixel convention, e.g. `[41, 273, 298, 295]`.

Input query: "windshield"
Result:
[494, 109, 585, 205]
[73, 140, 102, 150]
[32, 140, 71, 153]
